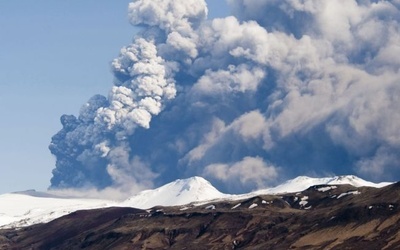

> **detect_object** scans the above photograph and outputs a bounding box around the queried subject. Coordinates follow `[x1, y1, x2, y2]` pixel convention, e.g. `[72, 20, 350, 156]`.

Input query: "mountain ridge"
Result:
[0, 175, 393, 229]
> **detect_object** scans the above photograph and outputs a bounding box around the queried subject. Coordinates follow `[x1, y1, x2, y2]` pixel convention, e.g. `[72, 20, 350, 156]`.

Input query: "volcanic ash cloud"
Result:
[50, 0, 400, 194]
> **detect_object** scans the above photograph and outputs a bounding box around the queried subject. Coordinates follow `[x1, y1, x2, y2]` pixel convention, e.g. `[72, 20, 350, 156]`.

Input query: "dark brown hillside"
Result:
[2, 183, 400, 249]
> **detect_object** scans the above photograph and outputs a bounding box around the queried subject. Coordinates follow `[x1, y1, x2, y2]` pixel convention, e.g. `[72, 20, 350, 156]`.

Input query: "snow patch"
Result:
[205, 205, 216, 210]
[337, 191, 361, 199]
[249, 203, 258, 209]
[231, 203, 241, 209]
[299, 196, 309, 207]
[317, 186, 337, 192]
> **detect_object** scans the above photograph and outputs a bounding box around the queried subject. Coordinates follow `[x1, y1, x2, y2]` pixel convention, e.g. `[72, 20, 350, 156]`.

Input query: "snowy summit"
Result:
[121, 176, 227, 209]
[253, 175, 392, 195]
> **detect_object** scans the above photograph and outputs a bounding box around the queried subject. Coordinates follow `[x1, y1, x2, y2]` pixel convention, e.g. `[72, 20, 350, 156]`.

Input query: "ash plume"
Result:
[50, 0, 400, 194]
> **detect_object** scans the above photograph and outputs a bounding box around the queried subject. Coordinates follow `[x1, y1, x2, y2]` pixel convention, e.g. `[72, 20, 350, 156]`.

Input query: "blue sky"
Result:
[0, 0, 229, 194]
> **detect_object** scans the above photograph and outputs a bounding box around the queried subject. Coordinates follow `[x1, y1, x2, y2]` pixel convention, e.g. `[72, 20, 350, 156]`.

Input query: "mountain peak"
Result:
[122, 176, 226, 209]
[172, 176, 218, 193]
[172, 176, 213, 191]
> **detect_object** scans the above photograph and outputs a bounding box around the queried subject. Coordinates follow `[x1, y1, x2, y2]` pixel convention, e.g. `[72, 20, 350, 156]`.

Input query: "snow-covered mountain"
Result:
[121, 176, 228, 209]
[252, 175, 392, 195]
[0, 193, 113, 229]
[0, 175, 393, 229]
[0, 176, 226, 229]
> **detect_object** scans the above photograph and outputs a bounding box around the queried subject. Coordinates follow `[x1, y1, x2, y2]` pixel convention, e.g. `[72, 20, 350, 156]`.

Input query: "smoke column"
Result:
[50, 0, 400, 194]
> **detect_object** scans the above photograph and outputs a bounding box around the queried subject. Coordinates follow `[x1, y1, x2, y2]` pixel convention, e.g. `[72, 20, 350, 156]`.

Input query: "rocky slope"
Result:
[1, 182, 400, 249]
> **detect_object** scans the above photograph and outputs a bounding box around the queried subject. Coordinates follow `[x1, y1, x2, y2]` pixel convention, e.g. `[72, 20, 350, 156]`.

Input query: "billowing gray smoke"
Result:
[50, 0, 400, 194]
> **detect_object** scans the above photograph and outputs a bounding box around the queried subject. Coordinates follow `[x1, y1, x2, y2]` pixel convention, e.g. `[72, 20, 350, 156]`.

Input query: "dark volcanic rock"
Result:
[2, 184, 400, 249]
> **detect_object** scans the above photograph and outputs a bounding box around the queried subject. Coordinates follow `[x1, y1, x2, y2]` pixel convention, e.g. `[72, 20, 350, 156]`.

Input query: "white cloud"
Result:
[230, 110, 268, 140]
[193, 64, 265, 95]
[128, 0, 208, 34]
[98, 38, 177, 135]
[204, 156, 279, 191]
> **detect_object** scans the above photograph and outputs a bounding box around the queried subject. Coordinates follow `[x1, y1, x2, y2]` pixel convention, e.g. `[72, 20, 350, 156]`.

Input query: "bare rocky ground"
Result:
[2, 183, 400, 249]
